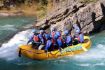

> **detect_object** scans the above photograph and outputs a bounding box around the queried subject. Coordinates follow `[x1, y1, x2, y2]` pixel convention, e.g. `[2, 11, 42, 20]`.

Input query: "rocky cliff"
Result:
[35, 0, 105, 34]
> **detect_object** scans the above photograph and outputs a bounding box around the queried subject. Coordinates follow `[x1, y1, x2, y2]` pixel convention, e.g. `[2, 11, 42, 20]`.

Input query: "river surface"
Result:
[0, 16, 35, 44]
[0, 17, 105, 70]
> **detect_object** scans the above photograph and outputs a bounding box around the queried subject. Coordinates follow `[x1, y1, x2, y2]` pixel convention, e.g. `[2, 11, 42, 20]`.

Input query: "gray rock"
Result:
[35, 0, 105, 34]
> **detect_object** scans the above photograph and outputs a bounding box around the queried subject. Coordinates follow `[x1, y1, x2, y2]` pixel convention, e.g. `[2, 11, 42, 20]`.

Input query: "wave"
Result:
[0, 29, 34, 61]
[22, 24, 33, 29]
[76, 63, 91, 67]
[0, 24, 17, 31]
[76, 62, 105, 67]
[73, 44, 105, 61]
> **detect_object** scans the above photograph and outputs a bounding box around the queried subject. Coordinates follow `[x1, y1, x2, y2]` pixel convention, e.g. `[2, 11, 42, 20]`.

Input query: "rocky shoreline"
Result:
[35, 0, 105, 34]
[0, 11, 24, 17]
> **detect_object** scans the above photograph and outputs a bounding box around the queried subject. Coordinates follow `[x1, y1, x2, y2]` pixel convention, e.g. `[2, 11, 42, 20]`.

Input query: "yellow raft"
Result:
[19, 36, 91, 60]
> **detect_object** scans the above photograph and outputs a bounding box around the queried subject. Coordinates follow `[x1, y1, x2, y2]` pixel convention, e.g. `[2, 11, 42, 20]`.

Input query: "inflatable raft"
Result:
[18, 36, 91, 60]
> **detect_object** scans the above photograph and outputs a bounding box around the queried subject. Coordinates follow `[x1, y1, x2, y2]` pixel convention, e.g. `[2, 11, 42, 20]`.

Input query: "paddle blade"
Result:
[82, 47, 88, 51]
[18, 48, 21, 57]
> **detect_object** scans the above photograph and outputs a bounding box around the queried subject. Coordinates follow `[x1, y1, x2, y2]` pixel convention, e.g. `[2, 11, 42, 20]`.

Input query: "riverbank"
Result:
[0, 5, 47, 19]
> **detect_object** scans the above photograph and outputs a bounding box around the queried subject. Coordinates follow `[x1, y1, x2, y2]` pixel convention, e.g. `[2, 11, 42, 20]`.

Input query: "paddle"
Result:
[82, 46, 88, 51]
[79, 43, 88, 52]
[18, 48, 21, 57]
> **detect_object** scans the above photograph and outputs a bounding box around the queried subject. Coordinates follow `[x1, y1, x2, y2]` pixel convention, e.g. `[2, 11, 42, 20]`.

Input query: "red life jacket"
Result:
[51, 31, 55, 38]
[78, 36, 80, 42]
[58, 37, 64, 43]
[33, 35, 39, 42]
[78, 33, 83, 42]
[52, 39, 55, 44]
[51, 31, 56, 44]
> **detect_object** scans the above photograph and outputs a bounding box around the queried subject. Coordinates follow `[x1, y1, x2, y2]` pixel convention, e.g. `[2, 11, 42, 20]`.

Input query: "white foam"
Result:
[77, 63, 91, 67]
[94, 63, 105, 66]
[0, 24, 17, 31]
[0, 29, 34, 61]
[23, 24, 33, 29]
[73, 44, 105, 61]
[76, 62, 105, 67]
[58, 59, 68, 63]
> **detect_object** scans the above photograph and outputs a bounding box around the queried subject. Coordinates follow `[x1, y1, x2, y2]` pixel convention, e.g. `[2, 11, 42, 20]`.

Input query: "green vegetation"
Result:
[0, 0, 48, 9]
[0, 0, 48, 18]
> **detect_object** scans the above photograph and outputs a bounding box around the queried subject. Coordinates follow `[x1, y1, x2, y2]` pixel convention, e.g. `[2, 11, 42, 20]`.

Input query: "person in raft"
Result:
[44, 36, 52, 52]
[78, 31, 84, 43]
[73, 24, 84, 44]
[50, 28, 56, 44]
[46, 28, 64, 51]
[64, 30, 72, 46]
[27, 31, 40, 49]
[37, 30, 46, 50]
[27, 27, 84, 51]
[55, 31, 64, 51]
[43, 30, 51, 43]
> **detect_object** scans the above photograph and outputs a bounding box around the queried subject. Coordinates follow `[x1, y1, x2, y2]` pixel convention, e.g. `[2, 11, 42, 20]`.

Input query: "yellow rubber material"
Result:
[19, 36, 91, 60]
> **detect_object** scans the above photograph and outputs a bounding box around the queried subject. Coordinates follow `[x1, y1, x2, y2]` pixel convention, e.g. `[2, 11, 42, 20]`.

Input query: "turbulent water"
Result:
[0, 16, 35, 44]
[0, 17, 105, 70]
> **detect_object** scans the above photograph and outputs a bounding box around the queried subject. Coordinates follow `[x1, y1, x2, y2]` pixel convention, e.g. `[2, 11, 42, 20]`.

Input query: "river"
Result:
[0, 16, 105, 70]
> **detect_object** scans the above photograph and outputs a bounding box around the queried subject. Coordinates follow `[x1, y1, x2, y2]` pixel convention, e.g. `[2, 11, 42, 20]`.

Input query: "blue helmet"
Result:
[52, 28, 57, 31]
[76, 29, 80, 34]
[56, 31, 61, 37]
[40, 30, 44, 33]
[32, 29, 36, 33]
[64, 30, 69, 35]
[73, 24, 78, 28]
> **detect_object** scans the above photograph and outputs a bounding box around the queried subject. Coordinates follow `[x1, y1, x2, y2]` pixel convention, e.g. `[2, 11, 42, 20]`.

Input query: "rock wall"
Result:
[35, 0, 105, 34]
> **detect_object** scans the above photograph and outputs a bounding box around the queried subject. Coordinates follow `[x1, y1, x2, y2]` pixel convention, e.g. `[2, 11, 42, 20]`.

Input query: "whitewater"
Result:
[0, 29, 105, 63]
[0, 29, 35, 60]
[0, 16, 105, 70]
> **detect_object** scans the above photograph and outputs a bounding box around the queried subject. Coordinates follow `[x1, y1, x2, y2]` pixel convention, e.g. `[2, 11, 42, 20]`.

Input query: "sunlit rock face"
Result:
[35, 0, 105, 34]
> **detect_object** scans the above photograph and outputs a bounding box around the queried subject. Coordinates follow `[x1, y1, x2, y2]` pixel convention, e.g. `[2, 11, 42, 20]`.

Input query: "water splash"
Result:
[76, 62, 105, 67]
[73, 44, 105, 61]
[77, 63, 91, 67]
[0, 29, 34, 61]
[0, 24, 17, 31]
